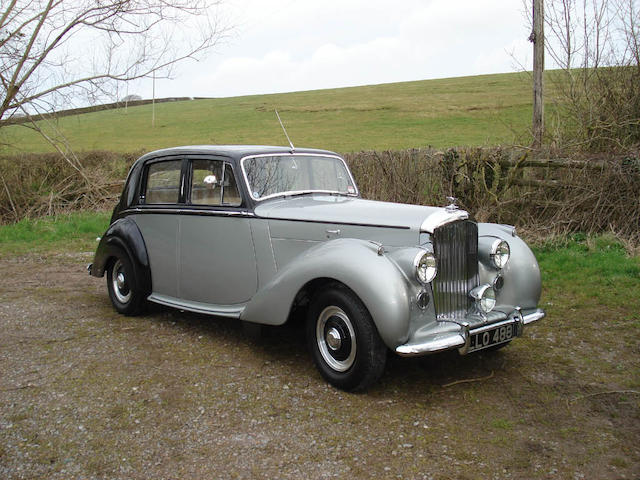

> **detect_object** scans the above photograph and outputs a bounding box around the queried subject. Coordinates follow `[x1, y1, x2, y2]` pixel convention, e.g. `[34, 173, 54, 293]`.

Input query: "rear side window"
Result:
[189, 159, 241, 207]
[145, 160, 182, 204]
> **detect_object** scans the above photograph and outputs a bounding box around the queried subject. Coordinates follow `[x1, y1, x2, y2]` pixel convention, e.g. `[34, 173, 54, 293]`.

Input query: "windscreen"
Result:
[243, 155, 357, 201]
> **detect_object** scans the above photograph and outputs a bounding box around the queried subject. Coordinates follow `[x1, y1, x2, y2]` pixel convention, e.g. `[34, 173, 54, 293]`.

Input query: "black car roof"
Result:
[136, 145, 340, 164]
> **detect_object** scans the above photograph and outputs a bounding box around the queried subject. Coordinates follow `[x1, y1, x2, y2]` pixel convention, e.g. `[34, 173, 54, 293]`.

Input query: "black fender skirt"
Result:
[89, 217, 152, 295]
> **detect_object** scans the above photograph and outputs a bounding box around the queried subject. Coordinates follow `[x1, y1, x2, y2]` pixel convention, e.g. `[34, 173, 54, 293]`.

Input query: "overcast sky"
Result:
[146, 0, 533, 99]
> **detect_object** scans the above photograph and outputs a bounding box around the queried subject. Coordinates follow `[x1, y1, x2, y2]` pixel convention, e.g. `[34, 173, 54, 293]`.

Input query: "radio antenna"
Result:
[275, 109, 295, 152]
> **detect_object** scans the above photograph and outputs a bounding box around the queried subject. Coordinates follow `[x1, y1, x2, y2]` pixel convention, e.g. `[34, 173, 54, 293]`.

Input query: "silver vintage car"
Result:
[89, 145, 545, 391]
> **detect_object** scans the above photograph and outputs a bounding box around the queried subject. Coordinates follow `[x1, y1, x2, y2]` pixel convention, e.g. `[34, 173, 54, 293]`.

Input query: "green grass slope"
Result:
[2, 72, 535, 154]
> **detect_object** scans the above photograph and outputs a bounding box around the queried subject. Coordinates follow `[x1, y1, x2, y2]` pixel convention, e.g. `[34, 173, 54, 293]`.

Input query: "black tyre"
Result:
[306, 286, 387, 391]
[106, 250, 145, 316]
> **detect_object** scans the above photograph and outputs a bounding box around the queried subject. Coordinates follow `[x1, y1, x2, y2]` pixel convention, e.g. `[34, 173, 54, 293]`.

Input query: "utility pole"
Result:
[152, 72, 156, 127]
[530, 0, 544, 148]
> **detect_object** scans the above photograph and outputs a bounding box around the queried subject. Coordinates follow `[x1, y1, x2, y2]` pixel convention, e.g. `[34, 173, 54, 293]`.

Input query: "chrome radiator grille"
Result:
[432, 220, 479, 320]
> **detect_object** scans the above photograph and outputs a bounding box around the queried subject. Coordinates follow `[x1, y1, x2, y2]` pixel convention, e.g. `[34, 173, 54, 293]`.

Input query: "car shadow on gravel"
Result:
[135, 301, 507, 394]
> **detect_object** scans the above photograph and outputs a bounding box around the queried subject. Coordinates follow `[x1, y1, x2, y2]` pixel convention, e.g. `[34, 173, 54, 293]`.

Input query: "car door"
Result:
[178, 157, 258, 305]
[133, 157, 184, 298]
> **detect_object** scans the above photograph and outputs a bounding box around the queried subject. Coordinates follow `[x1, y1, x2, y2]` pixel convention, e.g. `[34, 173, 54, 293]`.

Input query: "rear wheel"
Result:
[306, 286, 386, 391]
[106, 250, 145, 315]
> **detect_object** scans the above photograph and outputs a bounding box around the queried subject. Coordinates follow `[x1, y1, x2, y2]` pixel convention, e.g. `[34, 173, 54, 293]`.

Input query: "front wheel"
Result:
[106, 250, 145, 316]
[306, 286, 386, 391]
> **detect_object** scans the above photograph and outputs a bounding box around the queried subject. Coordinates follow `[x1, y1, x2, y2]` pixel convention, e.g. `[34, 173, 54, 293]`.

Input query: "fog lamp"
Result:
[416, 291, 430, 309]
[469, 284, 496, 314]
[493, 274, 504, 291]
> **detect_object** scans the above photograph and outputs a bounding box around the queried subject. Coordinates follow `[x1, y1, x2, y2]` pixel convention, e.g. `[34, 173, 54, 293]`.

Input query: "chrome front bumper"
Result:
[395, 308, 545, 357]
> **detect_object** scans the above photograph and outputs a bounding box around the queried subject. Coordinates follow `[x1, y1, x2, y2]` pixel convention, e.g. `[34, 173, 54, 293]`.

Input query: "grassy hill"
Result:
[2, 72, 536, 154]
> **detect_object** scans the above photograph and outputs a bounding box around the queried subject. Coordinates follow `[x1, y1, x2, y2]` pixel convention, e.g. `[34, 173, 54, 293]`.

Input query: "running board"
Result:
[147, 293, 245, 319]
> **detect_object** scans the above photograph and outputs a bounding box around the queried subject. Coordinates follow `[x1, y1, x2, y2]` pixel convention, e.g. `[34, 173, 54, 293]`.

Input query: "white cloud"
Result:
[151, 0, 534, 99]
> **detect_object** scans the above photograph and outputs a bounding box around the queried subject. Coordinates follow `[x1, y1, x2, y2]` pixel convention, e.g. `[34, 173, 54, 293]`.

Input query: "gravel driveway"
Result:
[1, 252, 638, 479]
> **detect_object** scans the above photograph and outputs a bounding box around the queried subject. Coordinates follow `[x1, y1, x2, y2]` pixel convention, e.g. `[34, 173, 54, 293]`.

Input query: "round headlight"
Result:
[490, 240, 510, 269]
[415, 251, 437, 284]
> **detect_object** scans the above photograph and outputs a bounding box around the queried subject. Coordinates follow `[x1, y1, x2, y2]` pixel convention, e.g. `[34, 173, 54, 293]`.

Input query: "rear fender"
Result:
[240, 238, 412, 349]
[90, 217, 152, 295]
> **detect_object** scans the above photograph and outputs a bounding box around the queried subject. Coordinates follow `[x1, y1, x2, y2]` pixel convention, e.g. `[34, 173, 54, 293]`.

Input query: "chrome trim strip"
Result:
[254, 189, 353, 200]
[122, 207, 255, 217]
[255, 216, 411, 230]
[239, 152, 360, 202]
[420, 209, 469, 233]
[147, 293, 245, 318]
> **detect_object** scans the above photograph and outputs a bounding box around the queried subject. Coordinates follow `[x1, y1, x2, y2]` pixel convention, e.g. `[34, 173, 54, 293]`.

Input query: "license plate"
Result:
[469, 323, 515, 352]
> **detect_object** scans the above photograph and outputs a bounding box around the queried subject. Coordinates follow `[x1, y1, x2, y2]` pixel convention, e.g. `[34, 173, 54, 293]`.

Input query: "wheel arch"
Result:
[288, 277, 357, 323]
[240, 238, 412, 349]
[91, 217, 152, 296]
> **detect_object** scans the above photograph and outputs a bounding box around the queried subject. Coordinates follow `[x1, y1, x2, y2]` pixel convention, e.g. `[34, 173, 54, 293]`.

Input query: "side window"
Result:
[145, 160, 182, 204]
[191, 160, 223, 205]
[190, 160, 241, 207]
[222, 163, 241, 206]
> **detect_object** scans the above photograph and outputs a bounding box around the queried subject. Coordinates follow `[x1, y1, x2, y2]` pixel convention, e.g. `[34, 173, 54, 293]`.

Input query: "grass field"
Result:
[2, 72, 537, 154]
[0, 211, 111, 254]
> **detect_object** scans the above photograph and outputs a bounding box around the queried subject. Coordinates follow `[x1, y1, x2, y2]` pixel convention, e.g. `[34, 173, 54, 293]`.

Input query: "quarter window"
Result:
[222, 163, 241, 206]
[145, 160, 182, 204]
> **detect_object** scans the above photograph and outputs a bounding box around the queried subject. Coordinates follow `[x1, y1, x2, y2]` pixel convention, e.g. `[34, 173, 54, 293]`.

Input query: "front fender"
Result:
[478, 223, 542, 310]
[240, 238, 412, 349]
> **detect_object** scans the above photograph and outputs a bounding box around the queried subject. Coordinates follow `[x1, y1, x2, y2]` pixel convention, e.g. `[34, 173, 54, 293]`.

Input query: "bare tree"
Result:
[539, 0, 640, 151]
[0, 0, 227, 122]
[0, 0, 228, 223]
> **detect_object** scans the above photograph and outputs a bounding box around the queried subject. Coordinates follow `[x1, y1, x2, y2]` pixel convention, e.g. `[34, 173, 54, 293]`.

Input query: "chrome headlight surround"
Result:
[490, 239, 510, 269]
[470, 284, 496, 314]
[414, 251, 437, 284]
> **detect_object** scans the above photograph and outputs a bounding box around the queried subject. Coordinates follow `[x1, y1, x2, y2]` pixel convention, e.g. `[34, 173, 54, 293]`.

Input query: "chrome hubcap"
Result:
[111, 259, 132, 304]
[316, 306, 356, 372]
[326, 327, 342, 351]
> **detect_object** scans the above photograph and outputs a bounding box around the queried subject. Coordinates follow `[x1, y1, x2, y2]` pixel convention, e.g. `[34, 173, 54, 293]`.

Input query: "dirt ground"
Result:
[1, 252, 638, 479]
